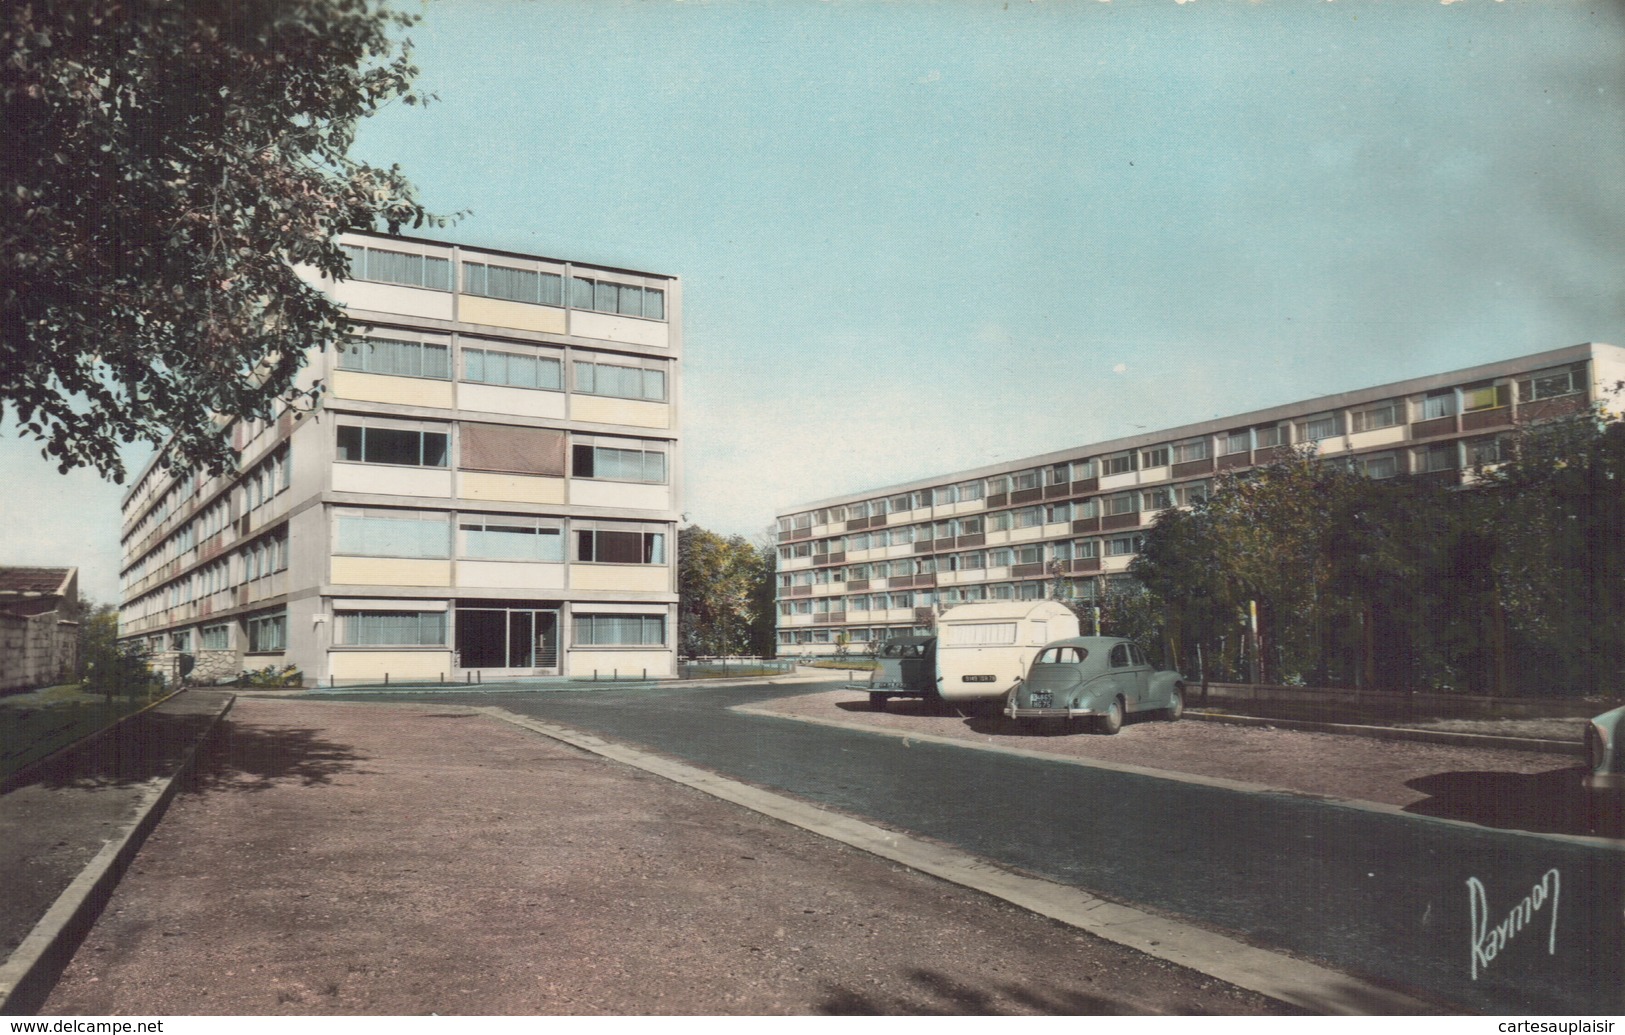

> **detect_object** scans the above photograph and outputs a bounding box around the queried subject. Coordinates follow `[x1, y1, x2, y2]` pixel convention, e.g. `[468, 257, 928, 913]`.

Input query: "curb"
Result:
[478, 706, 1442, 1015]
[0, 693, 236, 1016]
[1184, 710, 1584, 756]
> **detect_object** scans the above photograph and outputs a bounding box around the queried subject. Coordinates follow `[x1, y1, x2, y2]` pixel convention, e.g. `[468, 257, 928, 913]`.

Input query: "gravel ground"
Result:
[40, 697, 1298, 1016]
[748, 690, 1598, 834]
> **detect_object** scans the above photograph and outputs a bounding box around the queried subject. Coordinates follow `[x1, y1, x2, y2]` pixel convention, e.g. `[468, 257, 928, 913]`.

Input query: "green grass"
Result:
[802, 659, 880, 671]
[0, 683, 158, 783]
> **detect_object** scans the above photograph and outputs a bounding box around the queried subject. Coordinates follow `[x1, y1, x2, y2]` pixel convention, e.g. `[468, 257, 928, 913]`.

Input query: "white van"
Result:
[934, 600, 1080, 703]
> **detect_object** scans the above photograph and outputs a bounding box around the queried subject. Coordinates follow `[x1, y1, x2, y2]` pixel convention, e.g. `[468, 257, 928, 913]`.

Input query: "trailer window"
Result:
[942, 622, 1017, 646]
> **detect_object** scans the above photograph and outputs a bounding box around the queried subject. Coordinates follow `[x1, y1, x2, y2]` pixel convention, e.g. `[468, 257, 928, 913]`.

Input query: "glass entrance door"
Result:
[455, 603, 561, 674]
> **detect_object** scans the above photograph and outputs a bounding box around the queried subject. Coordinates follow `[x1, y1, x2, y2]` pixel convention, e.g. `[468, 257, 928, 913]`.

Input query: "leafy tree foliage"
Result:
[1132, 410, 1625, 697]
[677, 527, 775, 657]
[2, 0, 445, 482]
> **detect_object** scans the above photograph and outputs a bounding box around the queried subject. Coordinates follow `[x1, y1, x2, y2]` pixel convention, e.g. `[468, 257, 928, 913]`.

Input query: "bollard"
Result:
[385, 672, 389, 685]
[643, 668, 647, 681]
[466, 671, 471, 684]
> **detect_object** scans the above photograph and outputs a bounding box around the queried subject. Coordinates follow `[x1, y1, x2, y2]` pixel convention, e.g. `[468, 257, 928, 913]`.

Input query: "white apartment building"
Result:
[773, 342, 1624, 657]
[118, 231, 681, 685]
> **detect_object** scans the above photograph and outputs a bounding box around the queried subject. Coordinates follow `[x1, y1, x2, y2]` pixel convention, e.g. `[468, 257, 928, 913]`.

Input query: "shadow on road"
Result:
[816, 967, 1138, 1015]
[1401, 766, 1609, 836]
[180, 716, 375, 794]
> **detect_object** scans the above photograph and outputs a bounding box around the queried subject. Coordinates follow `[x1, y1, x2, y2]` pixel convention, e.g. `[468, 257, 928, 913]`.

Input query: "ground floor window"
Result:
[246, 611, 286, 653]
[200, 623, 230, 649]
[337, 611, 447, 646]
[573, 613, 665, 647]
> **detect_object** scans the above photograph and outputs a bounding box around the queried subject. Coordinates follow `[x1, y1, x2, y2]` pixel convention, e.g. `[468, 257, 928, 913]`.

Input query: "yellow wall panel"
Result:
[330, 371, 455, 409]
[458, 472, 567, 505]
[330, 556, 452, 587]
[570, 395, 671, 430]
[329, 650, 454, 680]
[459, 296, 568, 334]
[568, 650, 673, 678]
[569, 565, 669, 593]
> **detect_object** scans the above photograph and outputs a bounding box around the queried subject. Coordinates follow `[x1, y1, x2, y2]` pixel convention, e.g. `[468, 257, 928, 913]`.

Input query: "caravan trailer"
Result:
[860, 600, 1080, 710]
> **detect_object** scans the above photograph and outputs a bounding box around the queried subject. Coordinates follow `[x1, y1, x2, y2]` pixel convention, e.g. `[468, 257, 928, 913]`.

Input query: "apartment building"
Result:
[773, 342, 1624, 657]
[118, 231, 681, 685]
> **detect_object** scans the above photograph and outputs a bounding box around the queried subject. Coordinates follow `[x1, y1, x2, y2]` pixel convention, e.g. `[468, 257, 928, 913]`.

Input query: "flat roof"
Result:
[778, 341, 1619, 517]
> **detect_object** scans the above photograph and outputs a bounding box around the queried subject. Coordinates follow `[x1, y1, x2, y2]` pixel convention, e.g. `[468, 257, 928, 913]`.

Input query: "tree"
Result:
[2, 0, 447, 482]
[677, 527, 773, 657]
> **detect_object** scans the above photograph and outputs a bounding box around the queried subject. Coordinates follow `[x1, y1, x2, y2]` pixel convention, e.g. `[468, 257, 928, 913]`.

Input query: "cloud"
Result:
[1113, 363, 1128, 374]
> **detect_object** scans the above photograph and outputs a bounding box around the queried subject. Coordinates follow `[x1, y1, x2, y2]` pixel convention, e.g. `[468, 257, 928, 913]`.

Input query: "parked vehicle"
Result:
[855, 600, 1080, 710]
[1004, 637, 1186, 734]
[863, 635, 938, 710]
[1584, 706, 1625, 834]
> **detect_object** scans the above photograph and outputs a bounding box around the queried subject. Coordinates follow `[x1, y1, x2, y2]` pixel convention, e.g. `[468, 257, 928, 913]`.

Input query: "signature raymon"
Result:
[1468, 868, 1560, 980]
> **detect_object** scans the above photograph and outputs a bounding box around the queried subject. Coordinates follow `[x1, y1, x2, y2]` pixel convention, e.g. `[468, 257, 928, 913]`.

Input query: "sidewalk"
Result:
[1, 693, 1320, 1016]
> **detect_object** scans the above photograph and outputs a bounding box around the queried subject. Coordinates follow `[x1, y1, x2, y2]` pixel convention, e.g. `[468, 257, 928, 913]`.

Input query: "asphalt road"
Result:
[331, 679, 1625, 1014]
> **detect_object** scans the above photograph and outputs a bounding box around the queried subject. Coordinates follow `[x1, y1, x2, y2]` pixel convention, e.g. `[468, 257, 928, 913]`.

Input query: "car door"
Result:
[1107, 642, 1140, 709]
[1126, 643, 1153, 710]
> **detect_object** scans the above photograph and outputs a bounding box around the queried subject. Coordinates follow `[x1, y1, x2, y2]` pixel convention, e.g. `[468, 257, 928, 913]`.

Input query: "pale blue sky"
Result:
[4, 0, 1623, 604]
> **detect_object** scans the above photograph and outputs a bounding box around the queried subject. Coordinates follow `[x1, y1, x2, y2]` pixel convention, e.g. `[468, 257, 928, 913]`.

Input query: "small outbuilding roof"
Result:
[0, 567, 75, 596]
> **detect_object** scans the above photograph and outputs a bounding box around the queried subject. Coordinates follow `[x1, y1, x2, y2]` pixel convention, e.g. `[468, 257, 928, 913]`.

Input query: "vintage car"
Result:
[1004, 637, 1186, 734]
[862, 635, 938, 710]
[1584, 706, 1625, 833]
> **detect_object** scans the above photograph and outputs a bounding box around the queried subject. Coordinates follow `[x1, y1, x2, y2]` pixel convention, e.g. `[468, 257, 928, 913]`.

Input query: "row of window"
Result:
[124, 530, 291, 625]
[334, 509, 669, 565]
[779, 486, 1208, 561]
[780, 364, 1586, 535]
[340, 243, 668, 321]
[336, 421, 670, 485]
[781, 536, 1145, 591]
[149, 608, 669, 653]
[337, 336, 671, 402]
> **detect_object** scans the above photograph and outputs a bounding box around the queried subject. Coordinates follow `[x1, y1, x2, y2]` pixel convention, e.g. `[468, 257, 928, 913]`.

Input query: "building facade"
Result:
[0, 567, 80, 692]
[119, 232, 681, 685]
[773, 342, 1624, 657]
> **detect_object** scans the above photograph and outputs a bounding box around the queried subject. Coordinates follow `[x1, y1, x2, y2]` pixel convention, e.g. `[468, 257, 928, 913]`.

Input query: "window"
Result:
[1104, 453, 1135, 476]
[200, 624, 230, 650]
[1357, 453, 1398, 479]
[956, 515, 984, 536]
[1142, 488, 1172, 511]
[246, 611, 286, 653]
[1107, 535, 1143, 557]
[1173, 440, 1209, 463]
[574, 360, 667, 401]
[337, 425, 448, 467]
[461, 261, 564, 306]
[342, 244, 452, 290]
[1106, 493, 1137, 516]
[888, 494, 912, 514]
[1462, 383, 1510, 412]
[956, 480, 984, 501]
[335, 511, 450, 558]
[573, 613, 666, 646]
[1015, 544, 1042, 565]
[988, 511, 1012, 532]
[337, 611, 447, 646]
[1466, 437, 1505, 466]
[1298, 413, 1338, 442]
[988, 548, 1013, 567]
[1174, 481, 1208, 506]
[576, 528, 667, 564]
[1045, 464, 1071, 486]
[459, 517, 564, 561]
[1421, 391, 1456, 420]
[1351, 401, 1399, 433]
[1012, 469, 1040, 491]
[1524, 365, 1582, 401]
[337, 337, 450, 379]
[572, 442, 667, 483]
[1045, 503, 1070, 524]
[1254, 425, 1285, 448]
[1014, 506, 1043, 528]
[955, 551, 985, 571]
[1074, 498, 1099, 519]
[942, 622, 1016, 646]
[1140, 447, 1169, 469]
[1220, 431, 1251, 456]
[569, 277, 666, 320]
[1416, 443, 1458, 473]
[170, 630, 191, 652]
[462, 347, 563, 390]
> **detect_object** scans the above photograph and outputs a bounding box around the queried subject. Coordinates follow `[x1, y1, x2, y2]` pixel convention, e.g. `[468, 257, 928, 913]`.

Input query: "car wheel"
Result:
[1098, 697, 1123, 735]
[1163, 688, 1184, 722]
[869, 692, 888, 711]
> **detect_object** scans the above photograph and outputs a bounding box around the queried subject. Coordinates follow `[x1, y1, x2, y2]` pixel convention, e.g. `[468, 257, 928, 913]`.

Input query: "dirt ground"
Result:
[747, 689, 1604, 837]
[40, 697, 1298, 1016]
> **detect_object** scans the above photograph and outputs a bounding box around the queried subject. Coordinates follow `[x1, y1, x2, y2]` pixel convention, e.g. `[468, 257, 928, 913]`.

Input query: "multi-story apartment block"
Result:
[118, 231, 680, 684]
[773, 342, 1623, 657]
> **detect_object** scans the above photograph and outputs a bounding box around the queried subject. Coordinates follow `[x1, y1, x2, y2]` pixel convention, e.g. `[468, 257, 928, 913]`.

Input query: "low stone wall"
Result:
[1194, 681, 1608, 719]
[145, 649, 243, 687]
[0, 610, 78, 692]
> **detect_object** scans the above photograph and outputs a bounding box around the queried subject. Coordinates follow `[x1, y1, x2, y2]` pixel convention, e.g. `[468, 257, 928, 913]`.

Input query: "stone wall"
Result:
[0, 610, 79, 692]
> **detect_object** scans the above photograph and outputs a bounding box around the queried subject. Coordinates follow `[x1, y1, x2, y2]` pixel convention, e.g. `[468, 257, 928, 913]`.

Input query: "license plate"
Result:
[874, 681, 904, 689]
[962, 674, 996, 683]
[1031, 692, 1053, 708]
